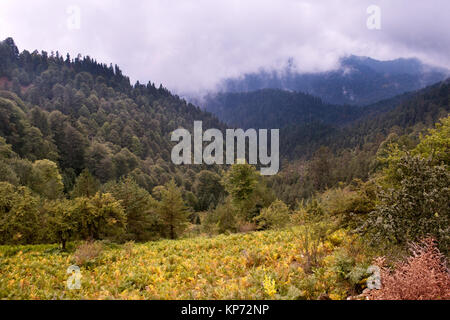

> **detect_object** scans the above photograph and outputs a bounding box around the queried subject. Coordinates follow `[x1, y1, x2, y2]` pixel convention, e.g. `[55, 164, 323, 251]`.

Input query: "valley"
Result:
[0, 37, 448, 300]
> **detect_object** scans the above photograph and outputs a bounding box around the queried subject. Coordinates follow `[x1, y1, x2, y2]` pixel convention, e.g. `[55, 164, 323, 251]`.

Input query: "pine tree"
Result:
[222, 163, 258, 204]
[106, 177, 160, 241]
[71, 169, 100, 198]
[155, 180, 188, 239]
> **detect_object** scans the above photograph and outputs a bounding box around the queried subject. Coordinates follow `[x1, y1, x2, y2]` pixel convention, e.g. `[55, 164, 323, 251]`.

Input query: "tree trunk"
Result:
[170, 225, 175, 240]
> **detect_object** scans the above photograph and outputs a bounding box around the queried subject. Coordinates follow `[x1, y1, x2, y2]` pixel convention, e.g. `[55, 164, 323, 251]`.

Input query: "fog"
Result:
[1, 0, 449, 94]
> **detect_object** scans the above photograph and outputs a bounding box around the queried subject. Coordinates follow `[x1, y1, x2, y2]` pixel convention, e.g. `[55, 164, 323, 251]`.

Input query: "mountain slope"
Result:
[284, 79, 449, 159]
[267, 79, 449, 205]
[203, 89, 361, 129]
[220, 55, 449, 105]
[0, 37, 225, 192]
[202, 78, 448, 160]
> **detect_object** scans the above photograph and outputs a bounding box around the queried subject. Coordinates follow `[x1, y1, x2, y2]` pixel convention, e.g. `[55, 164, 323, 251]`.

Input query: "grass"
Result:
[0, 227, 369, 300]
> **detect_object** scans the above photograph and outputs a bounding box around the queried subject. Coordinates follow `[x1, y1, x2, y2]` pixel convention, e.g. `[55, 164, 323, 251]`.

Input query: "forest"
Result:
[0, 37, 448, 300]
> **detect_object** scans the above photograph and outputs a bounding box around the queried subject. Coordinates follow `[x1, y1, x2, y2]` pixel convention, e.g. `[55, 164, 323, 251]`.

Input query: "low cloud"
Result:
[1, 0, 449, 94]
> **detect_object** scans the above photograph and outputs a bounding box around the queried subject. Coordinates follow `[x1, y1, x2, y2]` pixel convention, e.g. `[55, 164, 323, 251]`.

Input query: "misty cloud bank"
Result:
[1, 0, 449, 94]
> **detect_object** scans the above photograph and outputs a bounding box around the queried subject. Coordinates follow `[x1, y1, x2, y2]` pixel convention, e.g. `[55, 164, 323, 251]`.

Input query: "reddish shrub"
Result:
[238, 222, 257, 233]
[366, 238, 450, 300]
[73, 241, 103, 266]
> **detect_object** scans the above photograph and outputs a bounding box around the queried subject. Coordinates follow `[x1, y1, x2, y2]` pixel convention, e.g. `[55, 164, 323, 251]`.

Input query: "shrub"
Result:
[319, 182, 376, 228]
[73, 241, 103, 266]
[216, 200, 237, 234]
[413, 115, 450, 166]
[0, 182, 43, 244]
[254, 200, 290, 230]
[242, 249, 265, 268]
[238, 222, 257, 233]
[331, 249, 369, 295]
[297, 222, 329, 273]
[292, 198, 324, 225]
[123, 241, 135, 257]
[365, 238, 450, 300]
[367, 155, 449, 252]
[72, 192, 127, 241]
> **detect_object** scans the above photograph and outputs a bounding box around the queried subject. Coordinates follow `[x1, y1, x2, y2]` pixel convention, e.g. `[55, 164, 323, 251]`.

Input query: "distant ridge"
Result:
[218, 55, 449, 105]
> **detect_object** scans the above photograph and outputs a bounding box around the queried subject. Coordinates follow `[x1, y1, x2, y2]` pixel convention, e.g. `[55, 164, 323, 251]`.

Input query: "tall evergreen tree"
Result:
[71, 168, 100, 198]
[154, 180, 188, 239]
[106, 177, 160, 241]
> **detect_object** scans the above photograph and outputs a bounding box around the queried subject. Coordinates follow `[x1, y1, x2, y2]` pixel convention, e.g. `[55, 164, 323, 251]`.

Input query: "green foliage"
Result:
[308, 146, 332, 191]
[363, 117, 450, 252]
[331, 249, 369, 294]
[204, 88, 361, 130]
[0, 182, 42, 244]
[105, 177, 160, 241]
[222, 163, 258, 204]
[155, 180, 189, 239]
[254, 200, 290, 230]
[0, 159, 19, 185]
[215, 199, 237, 234]
[72, 193, 126, 241]
[293, 199, 325, 224]
[414, 115, 450, 165]
[0, 37, 448, 261]
[270, 82, 449, 204]
[70, 169, 100, 198]
[0, 93, 27, 149]
[45, 199, 77, 249]
[31, 159, 64, 199]
[368, 155, 449, 252]
[222, 163, 274, 222]
[319, 182, 377, 228]
[0, 37, 224, 196]
[193, 170, 225, 211]
[296, 221, 330, 274]
[0, 136, 14, 158]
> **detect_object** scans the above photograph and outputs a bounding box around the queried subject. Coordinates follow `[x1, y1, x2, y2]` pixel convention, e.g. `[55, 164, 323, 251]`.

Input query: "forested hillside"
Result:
[0, 37, 233, 245]
[203, 79, 449, 167]
[0, 37, 224, 192]
[203, 89, 362, 129]
[219, 55, 448, 105]
[269, 79, 449, 204]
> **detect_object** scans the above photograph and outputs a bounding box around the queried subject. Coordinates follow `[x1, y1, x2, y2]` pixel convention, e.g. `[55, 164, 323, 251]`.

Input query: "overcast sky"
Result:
[1, 0, 449, 94]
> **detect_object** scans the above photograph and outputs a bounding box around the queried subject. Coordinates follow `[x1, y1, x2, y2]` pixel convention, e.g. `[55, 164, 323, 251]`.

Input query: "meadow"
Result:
[0, 227, 369, 300]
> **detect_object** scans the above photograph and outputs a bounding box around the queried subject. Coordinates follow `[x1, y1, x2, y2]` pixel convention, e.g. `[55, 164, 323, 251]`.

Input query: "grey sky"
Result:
[1, 0, 449, 94]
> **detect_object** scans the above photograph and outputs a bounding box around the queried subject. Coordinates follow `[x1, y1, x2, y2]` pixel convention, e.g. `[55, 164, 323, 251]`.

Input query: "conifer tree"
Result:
[106, 177, 160, 241]
[155, 180, 188, 239]
[71, 168, 100, 198]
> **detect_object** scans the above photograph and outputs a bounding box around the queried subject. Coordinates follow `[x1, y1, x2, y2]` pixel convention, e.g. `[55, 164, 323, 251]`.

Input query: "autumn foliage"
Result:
[366, 238, 450, 300]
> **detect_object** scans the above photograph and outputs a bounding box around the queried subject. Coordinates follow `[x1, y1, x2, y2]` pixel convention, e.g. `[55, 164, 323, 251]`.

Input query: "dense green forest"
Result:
[0, 37, 228, 189]
[0, 37, 231, 245]
[205, 80, 449, 159]
[203, 88, 363, 129]
[202, 79, 449, 205]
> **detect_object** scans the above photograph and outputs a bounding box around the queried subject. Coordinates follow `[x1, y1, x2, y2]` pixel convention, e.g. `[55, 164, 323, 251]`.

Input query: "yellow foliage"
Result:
[0, 227, 363, 300]
[263, 275, 277, 297]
